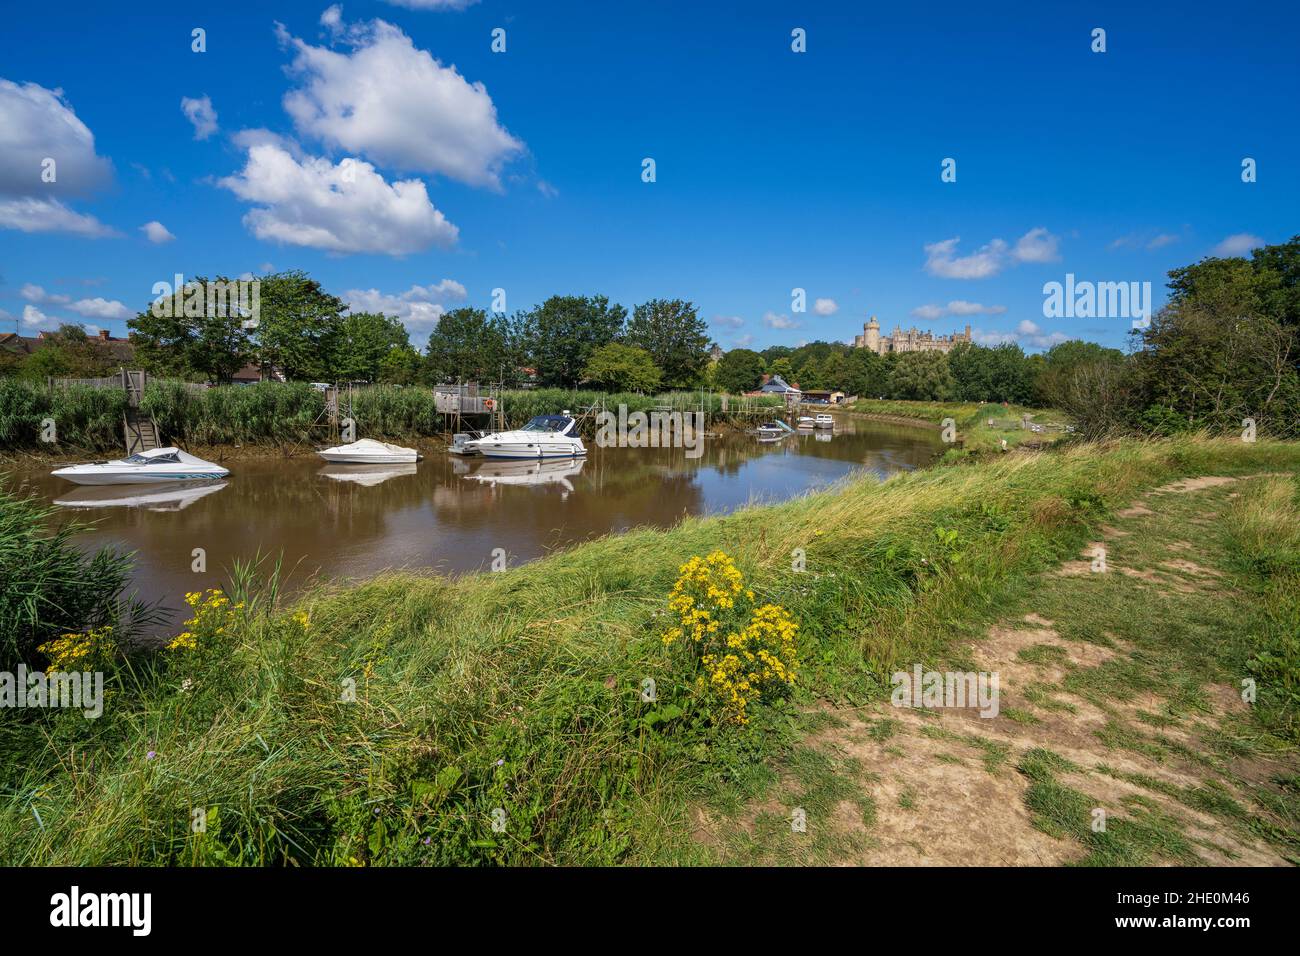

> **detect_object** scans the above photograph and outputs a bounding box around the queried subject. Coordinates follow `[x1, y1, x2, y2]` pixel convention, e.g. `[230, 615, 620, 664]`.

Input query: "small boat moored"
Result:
[464, 414, 586, 460]
[814, 414, 835, 429]
[317, 438, 420, 464]
[52, 447, 229, 486]
[796, 416, 816, 429]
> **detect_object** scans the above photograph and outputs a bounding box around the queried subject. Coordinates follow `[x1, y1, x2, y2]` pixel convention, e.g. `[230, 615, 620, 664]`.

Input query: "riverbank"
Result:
[3, 434, 1296, 865]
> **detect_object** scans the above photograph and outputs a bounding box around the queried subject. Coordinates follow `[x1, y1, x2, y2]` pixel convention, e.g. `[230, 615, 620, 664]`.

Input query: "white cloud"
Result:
[923, 236, 1008, 279]
[812, 297, 839, 316]
[345, 279, 468, 334]
[973, 318, 1068, 351]
[0, 79, 113, 198]
[924, 228, 1060, 279]
[731, 334, 753, 348]
[140, 220, 176, 243]
[22, 304, 50, 328]
[1211, 233, 1264, 257]
[20, 283, 130, 320]
[1011, 227, 1060, 264]
[0, 197, 116, 237]
[180, 95, 218, 140]
[762, 311, 801, 330]
[712, 314, 744, 329]
[1146, 233, 1178, 250]
[218, 143, 458, 255]
[67, 297, 131, 321]
[911, 300, 1006, 321]
[381, 0, 481, 10]
[278, 15, 522, 189]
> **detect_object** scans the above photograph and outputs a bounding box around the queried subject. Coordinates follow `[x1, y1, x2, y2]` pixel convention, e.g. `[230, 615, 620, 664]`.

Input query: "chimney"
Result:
[99, 329, 110, 341]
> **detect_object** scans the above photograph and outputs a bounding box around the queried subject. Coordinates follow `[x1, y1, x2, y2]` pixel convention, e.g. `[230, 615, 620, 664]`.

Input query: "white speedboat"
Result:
[317, 438, 420, 464]
[52, 447, 229, 486]
[464, 414, 586, 460]
[796, 416, 816, 429]
[815, 414, 835, 429]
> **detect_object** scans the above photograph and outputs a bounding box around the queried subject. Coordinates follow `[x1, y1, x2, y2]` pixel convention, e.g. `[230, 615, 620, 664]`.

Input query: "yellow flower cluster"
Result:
[660, 550, 798, 724]
[38, 625, 116, 672]
[167, 589, 243, 652]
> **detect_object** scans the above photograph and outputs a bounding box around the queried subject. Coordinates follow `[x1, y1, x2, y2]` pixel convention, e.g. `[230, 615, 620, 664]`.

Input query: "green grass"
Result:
[842, 398, 1068, 455]
[2, 434, 1298, 865]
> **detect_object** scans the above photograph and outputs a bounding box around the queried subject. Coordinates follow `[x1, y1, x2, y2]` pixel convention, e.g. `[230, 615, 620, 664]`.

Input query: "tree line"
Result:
[3, 237, 1295, 437]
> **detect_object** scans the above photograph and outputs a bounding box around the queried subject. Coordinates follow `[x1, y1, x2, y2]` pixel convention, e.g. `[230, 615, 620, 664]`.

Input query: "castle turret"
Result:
[864, 315, 880, 354]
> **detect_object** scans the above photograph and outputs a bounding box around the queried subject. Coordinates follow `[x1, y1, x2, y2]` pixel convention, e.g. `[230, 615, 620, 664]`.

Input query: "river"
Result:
[10, 418, 942, 631]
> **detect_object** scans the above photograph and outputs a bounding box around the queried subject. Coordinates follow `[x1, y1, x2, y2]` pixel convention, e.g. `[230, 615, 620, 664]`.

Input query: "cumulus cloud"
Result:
[344, 279, 468, 334]
[911, 300, 1006, 321]
[21, 283, 131, 321]
[0, 79, 113, 197]
[218, 143, 458, 255]
[1211, 233, 1264, 257]
[22, 304, 49, 328]
[762, 311, 801, 330]
[180, 95, 218, 140]
[277, 15, 522, 189]
[712, 315, 744, 329]
[812, 297, 839, 316]
[923, 228, 1060, 279]
[0, 197, 117, 237]
[140, 220, 176, 243]
[1011, 227, 1059, 264]
[973, 318, 1068, 351]
[0, 80, 117, 237]
[381, 0, 480, 9]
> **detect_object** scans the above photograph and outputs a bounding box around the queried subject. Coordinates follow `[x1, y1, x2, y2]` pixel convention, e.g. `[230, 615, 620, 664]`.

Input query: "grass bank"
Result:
[2, 435, 1296, 865]
[842, 398, 1068, 455]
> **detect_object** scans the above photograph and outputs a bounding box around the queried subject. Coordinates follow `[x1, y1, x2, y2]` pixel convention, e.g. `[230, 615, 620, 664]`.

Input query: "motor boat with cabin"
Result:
[755, 420, 795, 437]
[815, 413, 835, 429]
[317, 438, 420, 464]
[463, 414, 586, 460]
[51, 447, 229, 486]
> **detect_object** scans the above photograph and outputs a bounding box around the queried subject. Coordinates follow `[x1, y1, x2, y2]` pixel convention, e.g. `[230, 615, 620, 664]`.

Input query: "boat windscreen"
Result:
[522, 416, 570, 432]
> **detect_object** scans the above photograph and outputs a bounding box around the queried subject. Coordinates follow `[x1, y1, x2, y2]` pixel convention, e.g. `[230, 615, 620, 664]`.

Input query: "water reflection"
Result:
[16, 419, 942, 629]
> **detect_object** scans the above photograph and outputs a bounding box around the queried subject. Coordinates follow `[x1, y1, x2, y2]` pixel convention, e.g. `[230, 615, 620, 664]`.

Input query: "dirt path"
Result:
[723, 473, 1300, 866]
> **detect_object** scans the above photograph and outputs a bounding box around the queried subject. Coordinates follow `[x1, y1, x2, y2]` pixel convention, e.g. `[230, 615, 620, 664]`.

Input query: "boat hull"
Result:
[317, 452, 418, 464]
[52, 470, 228, 486]
[477, 445, 586, 459]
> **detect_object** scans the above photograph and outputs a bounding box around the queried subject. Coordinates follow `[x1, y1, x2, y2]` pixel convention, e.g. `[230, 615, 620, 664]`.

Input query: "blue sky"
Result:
[1, 0, 1296, 353]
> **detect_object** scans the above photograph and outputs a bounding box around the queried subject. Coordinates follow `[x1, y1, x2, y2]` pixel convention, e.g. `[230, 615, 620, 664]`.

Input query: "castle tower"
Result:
[864, 315, 880, 354]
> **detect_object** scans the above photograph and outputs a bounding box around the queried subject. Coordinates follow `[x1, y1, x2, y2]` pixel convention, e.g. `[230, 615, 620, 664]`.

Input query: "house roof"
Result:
[759, 374, 800, 393]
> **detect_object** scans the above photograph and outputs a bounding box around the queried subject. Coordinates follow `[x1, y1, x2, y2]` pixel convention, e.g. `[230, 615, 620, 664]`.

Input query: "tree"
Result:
[624, 298, 709, 388]
[886, 351, 957, 401]
[128, 276, 252, 382]
[19, 325, 119, 380]
[330, 312, 409, 383]
[842, 348, 887, 398]
[948, 342, 1034, 403]
[254, 270, 347, 381]
[378, 347, 424, 385]
[1033, 340, 1125, 408]
[768, 357, 795, 381]
[581, 342, 663, 392]
[715, 348, 765, 394]
[522, 295, 627, 388]
[425, 307, 521, 383]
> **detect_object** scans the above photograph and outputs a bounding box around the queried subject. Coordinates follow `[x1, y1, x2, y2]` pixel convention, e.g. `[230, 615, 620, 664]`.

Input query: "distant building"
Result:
[708, 343, 724, 362]
[0, 328, 134, 363]
[854, 316, 971, 355]
[757, 373, 800, 394]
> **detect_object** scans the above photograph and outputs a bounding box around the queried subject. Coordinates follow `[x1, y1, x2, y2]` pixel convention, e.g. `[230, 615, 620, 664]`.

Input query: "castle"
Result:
[853, 316, 971, 356]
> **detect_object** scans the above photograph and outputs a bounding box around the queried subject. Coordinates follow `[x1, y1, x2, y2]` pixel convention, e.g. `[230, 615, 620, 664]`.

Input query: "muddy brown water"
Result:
[9, 420, 942, 633]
